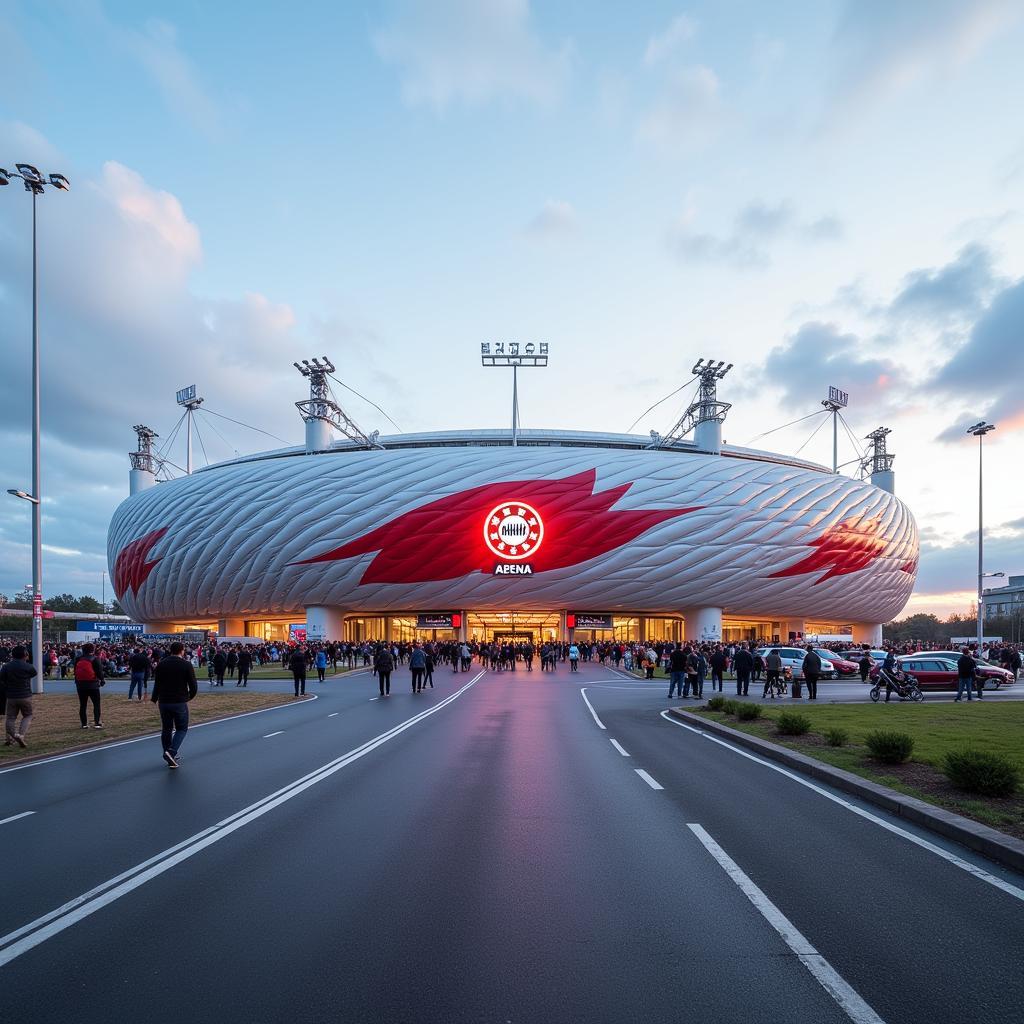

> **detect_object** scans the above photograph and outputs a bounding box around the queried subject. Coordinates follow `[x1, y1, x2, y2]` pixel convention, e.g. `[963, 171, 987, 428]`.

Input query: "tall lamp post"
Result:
[967, 420, 996, 658]
[1, 163, 70, 691]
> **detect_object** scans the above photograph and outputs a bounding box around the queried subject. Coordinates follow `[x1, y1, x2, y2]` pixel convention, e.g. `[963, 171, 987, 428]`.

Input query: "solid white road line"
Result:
[262, 731, 284, 739]
[634, 769, 664, 790]
[0, 694, 320, 775]
[579, 688, 606, 729]
[609, 738, 630, 757]
[0, 811, 35, 827]
[688, 824, 885, 1024]
[661, 711, 1024, 903]
[328, 712, 339, 718]
[0, 670, 485, 967]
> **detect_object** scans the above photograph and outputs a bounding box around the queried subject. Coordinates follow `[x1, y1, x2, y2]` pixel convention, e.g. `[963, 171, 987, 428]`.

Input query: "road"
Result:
[2, 660, 1022, 1023]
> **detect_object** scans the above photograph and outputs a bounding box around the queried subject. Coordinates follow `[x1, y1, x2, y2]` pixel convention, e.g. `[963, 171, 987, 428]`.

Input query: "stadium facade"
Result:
[108, 415, 918, 647]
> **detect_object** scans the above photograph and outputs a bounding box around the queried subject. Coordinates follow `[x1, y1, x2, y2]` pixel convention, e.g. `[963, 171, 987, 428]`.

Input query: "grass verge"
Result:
[687, 701, 1024, 839]
[1, 691, 310, 764]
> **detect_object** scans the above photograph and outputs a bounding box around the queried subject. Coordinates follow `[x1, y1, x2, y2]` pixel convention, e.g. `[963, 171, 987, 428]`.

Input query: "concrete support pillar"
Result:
[637, 615, 648, 644]
[218, 617, 246, 637]
[558, 611, 568, 643]
[129, 468, 156, 495]
[458, 611, 468, 642]
[871, 470, 895, 495]
[143, 620, 178, 634]
[305, 418, 333, 453]
[851, 622, 883, 647]
[782, 619, 806, 643]
[682, 607, 723, 643]
[306, 606, 344, 642]
[694, 419, 722, 455]
[384, 616, 393, 642]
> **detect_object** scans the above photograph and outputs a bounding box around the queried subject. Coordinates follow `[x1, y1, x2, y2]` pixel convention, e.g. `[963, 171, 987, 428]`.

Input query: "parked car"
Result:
[869, 654, 1014, 691]
[755, 647, 836, 680]
[814, 648, 857, 676]
[841, 649, 888, 664]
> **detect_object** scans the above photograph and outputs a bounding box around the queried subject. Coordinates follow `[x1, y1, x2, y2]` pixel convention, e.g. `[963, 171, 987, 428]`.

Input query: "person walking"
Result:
[1, 646, 36, 748]
[127, 646, 150, 702]
[858, 652, 872, 684]
[226, 648, 238, 681]
[955, 649, 976, 702]
[763, 650, 783, 699]
[568, 643, 580, 672]
[212, 649, 227, 687]
[668, 643, 686, 699]
[409, 643, 426, 693]
[289, 647, 307, 697]
[315, 648, 328, 683]
[709, 646, 727, 692]
[424, 649, 435, 688]
[236, 647, 252, 687]
[802, 645, 821, 700]
[74, 643, 106, 729]
[374, 645, 394, 696]
[151, 641, 198, 769]
[733, 644, 753, 696]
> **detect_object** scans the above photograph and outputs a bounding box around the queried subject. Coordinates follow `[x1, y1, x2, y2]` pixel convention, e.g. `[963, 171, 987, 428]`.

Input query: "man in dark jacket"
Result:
[733, 644, 753, 696]
[128, 647, 150, 702]
[802, 646, 822, 700]
[2, 646, 37, 748]
[956, 650, 976, 702]
[236, 647, 252, 687]
[289, 648, 307, 696]
[74, 643, 106, 729]
[709, 647, 728, 692]
[151, 641, 198, 768]
[668, 644, 686, 699]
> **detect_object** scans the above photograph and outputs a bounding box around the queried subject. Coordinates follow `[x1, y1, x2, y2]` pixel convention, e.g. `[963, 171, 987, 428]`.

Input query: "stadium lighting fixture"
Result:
[480, 343, 549, 447]
[967, 421, 996, 656]
[2, 161, 70, 689]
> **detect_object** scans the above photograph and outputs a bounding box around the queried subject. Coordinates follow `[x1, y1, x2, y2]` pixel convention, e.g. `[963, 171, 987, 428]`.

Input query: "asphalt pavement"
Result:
[2, 660, 1022, 1023]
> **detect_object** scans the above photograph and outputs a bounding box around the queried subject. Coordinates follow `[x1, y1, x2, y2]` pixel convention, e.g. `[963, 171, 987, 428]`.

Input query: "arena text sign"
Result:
[485, 501, 544, 575]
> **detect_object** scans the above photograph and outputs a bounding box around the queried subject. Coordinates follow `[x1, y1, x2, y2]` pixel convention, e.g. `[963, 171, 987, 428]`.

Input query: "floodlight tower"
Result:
[480, 343, 549, 446]
[129, 424, 160, 495]
[862, 427, 895, 493]
[821, 386, 849, 473]
[661, 358, 733, 454]
[294, 357, 373, 452]
[175, 385, 204, 474]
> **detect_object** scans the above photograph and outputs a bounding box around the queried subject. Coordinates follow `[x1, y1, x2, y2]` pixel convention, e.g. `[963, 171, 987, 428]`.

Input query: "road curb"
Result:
[667, 708, 1024, 874]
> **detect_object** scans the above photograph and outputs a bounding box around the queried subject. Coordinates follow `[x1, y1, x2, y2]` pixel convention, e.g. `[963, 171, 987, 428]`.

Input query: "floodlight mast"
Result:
[175, 385, 204, 474]
[659, 358, 733, 453]
[294, 356, 374, 451]
[821, 385, 849, 473]
[480, 343, 549, 447]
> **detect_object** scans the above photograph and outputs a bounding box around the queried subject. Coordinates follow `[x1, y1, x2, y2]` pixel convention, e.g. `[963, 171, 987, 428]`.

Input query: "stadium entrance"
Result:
[468, 611, 560, 644]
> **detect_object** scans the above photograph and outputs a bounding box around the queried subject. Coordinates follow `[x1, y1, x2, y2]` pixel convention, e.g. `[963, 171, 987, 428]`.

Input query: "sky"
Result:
[1, 0, 1023, 619]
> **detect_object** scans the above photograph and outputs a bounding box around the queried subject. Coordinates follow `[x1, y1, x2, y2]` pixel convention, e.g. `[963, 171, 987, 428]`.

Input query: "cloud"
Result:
[887, 243, 999, 324]
[826, 0, 1020, 122]
[913, 526, 1024, 596]
[373, 0, 572, 111]
[636, 64, 721, 151]
[667, 200, 843, 268]
[525, 199, 578, 239]
[643, 15, 697, 66]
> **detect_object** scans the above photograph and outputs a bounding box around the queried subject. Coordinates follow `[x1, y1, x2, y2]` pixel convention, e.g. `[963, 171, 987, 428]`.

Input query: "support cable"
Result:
[837, 412, 865, 458]
[202, 408, 290, 446]
[192, 416, 210, 467]
[626, 376, 698, 434]
[156, 412, 186, 459]
[745, 408, 826, 447]
[795, 412, 831, 456]
[197, 410, 240, 457]
[326, 371, 402, 433]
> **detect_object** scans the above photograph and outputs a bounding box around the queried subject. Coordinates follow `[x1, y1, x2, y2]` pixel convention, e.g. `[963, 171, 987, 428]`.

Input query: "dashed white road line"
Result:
[0, 670, 486, 967]
[634, 768, 663, 790]
[0, 811, 35, 827]
[609, 738, 630, 757]
[579, 688, 606, 729]
[661, 710, 1024, 903]
[328, 712, 339, 718]
[262, 731, 284, 739]
[688, 823, 885, 1024]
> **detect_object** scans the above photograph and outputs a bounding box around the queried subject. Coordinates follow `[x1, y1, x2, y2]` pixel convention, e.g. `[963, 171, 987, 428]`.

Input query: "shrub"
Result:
[736, 703, 762, 721]
[824, 727, 849, 747]
[776, 711, 811, 735]
[706, 695, 728, 711]
[722, 699, 741, 715]
[943, 749, 1021, 798]
[865, 730, 914, 764]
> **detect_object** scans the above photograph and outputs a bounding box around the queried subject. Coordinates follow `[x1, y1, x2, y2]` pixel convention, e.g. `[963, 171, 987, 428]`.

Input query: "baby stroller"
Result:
[870, 666, 923, 703]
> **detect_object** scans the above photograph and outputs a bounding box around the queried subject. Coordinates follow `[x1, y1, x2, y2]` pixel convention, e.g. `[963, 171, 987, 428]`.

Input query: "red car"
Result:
[870, 655, 1014, 691]
[814, 649, 858, 677]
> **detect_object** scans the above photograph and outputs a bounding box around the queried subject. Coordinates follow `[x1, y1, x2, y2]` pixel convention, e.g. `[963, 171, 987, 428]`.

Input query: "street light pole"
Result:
[1, 164, 70, 692]
[967, 421, 996, 658]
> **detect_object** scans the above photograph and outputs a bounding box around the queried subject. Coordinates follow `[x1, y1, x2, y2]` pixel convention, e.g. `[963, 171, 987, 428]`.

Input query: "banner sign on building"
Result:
[77, 621, 145, 633]
[417, 613, 461, 629]
[568, 613, 614, 630]
[140, 632, 207, 642]
[289, 623, 307, 642]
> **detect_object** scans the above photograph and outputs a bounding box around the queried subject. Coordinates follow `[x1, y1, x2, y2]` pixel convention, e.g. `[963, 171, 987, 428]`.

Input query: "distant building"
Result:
[983, 575, 1024, 620]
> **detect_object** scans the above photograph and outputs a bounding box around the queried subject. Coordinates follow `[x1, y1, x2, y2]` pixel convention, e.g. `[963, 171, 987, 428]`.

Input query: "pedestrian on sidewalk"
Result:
[955, 650, 975, 702]
[74, 643, 106, 729]
[802, 645, 821, 700]
[409, 643, 426, 692]
[763, 650, 782, 699]
[569, 643, 580, 672]
[237, 647, 251, 687]
[289, 647, 307, 697]
[315, 648, 328, 683]
[668, 643, 686, 699]
[212, 649, 227, 687]
[128, 646, 150, 701]
[151, 641, 198, 769]
[709, 646, 727, 692]
[733, 644, 752, 696]
[424, 649, 435, 688]
[374, 645, 394, 696]
[1, 646, 36, 748]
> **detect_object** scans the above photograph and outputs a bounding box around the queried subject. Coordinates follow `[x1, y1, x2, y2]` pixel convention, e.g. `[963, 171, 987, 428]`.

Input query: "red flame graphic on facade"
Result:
[292, 469, 700, 585]
[113, 527, 168, 598]
[769, 514, 889, 585]
[899, 558, 918, 575]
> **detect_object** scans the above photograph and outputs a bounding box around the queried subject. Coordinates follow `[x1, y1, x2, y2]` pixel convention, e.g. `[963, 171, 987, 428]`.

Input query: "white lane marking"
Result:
[0, 811, 35, 827]
[262, 731, 284, 739]
[328, 712, 339, 718]
[579, 688, 606, 729]
[635, 769, 664, 790]
[609, 738, 630, 757]
[0, 670, 485, 967]
[661, 711, 1024, 903]
[369, 697, 380, 702]
[688, 824, 885, 1024]
[0, 694, 320, 775]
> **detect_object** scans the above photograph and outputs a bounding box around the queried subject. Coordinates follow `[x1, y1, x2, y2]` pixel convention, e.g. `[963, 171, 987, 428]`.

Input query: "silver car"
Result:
[755, 647, 836, 680]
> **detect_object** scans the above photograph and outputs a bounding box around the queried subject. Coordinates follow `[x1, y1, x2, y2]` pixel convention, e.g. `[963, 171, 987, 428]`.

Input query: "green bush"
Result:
[706, 695, 728, 711]
[722, 699, 741, 715]
[776, 711, 811, 735]
[824, 727, 849, 747]
[736, 703, 762, 721]
[865, 730, 914, 764]
[943, 749, 1021, 797]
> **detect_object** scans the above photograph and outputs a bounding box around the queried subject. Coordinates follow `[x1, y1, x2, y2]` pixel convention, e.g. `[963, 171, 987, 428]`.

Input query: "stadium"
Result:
[107, 357, 918, 647]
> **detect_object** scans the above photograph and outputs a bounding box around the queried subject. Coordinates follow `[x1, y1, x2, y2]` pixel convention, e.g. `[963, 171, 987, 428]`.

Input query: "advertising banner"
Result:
[289, 623, 307, 642]
[569, 613, 614, 630]
[77, 621, 145, 633]
[416, 613, 460, 629]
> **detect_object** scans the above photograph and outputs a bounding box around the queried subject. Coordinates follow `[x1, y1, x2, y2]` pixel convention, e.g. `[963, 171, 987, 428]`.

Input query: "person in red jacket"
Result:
[74, 643, 106, 729]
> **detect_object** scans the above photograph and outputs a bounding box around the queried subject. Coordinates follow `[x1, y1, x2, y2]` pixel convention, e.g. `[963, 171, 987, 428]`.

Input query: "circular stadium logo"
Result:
[483, 501, 544, 561]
